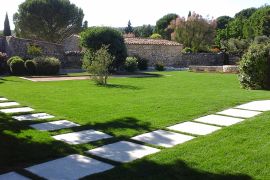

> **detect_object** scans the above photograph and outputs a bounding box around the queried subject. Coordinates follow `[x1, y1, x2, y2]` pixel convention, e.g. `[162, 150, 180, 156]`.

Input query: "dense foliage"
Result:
[24, 60, 37, 74]
[124, 57, 138, 72]
[27, 44, 42, 58]
[150, 33, 162, 39]
[10, 58, 25, 75]
[134, 25, 154, 38]
[14, 0, 84, 43]
[239, 42, 270, 89]
[155, 63, 165, 71]
[4, 13, 11, 36]
[155, 13, 178, 40]
[0, 52, 8, 74]
[80, 27, 127, 70]
[170, 12, 216, 52]
[34, 56, 60, 75]
[124, 20, 133, 34]
[137, 57, 148, 70]
[83, 45, 113, 85]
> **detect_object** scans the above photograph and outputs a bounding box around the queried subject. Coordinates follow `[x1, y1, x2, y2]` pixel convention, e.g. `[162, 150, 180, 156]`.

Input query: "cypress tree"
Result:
[4, 13, 11, 36]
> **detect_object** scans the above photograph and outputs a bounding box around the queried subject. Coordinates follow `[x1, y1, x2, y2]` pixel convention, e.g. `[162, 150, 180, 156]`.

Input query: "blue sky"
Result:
[0, 0, 269, 30]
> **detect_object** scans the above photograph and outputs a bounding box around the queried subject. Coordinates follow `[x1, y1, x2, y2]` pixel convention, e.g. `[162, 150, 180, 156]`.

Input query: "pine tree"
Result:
[124, 20, 133, 34]
[4, 13, 11, 36]
[188, 11, 192, 17]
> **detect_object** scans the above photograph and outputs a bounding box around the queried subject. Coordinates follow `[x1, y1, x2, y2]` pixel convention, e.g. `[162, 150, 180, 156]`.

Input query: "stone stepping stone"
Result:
[12, 113, 54, 121]
[25, 154, 114, 180]
[194, 114, 244, 126]
[0, 107, 34, 114]
[86, 141, 160, 163]
[53, 129, 112, 145]
[0, 172, 30, 180]
[235, 100, 270, 112]
[131, 130, 194, 148]
[0, 98, 8, 101]
[30, 120, 80, 131]
[0, 102, 19, 108]
[167, 121, 221, 135]
[217, 108, 262, 118]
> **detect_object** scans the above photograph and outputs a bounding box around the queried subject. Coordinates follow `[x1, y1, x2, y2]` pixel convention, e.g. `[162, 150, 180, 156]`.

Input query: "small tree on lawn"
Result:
[83, 45, 114, 85]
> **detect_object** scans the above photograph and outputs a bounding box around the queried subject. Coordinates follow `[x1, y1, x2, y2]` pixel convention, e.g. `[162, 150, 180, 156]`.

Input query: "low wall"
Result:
[63, 52, 82, 69]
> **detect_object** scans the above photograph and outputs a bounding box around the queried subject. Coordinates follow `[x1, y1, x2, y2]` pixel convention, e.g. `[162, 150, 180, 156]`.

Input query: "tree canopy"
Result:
[13, 0, 84, 43]
[155, 13, 178, 40]
[134, 25, 154, 38]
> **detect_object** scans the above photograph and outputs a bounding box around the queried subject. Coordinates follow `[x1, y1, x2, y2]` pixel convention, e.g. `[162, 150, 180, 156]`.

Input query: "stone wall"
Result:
[5, 36, 65, 60]
[126, 44, 183, 67]
[63, 35, 81, 52]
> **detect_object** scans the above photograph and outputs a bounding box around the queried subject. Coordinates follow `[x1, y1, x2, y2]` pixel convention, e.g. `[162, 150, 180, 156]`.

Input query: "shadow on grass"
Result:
[99, 84, 141, 90]
[85, 159, 252, 180]
[0, 112, 79, 173]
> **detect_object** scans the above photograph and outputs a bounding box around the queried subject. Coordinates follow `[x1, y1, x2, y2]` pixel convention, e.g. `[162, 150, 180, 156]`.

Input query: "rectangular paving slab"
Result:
[131, 130, 194, 148]
[30, 120, 80, 131]
[0, 107, 34, 114]
[0, 102, 19, 108]
[0, 98, 8, 101]
[0, 172, 30, 180]
[167, 121, 221, 135]
[217, 108, 262, 118]
[86, 141, 160, 163]
[53, 129, 112, 145]
[12, 113, 54, 121]
[25, 154, 114, 180]
[235, 100, 270, 112]
[194, 114, 244, 126]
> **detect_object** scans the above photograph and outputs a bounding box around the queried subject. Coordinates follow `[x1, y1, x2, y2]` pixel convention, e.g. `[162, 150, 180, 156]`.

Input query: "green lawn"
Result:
[0, 71, 270, 179]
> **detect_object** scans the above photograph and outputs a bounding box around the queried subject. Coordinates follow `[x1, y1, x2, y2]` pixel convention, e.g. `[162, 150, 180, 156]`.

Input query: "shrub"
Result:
[7, 56, 23, 66]
[155, 63, 165, 71]
[10, 58, 26, 75]
[25, 60, 37, 75]
[137, 57, 148, 70]
[83, 45, 114, 85]
[0, 52, 8, 74]
[239, 42, 270, 89]
[125, 57, 138, 72]
[182, 47, 193, 53]
[34, 56, 60, 75]
[27, 44, 42, 58]
[80, 27, 127, 70]
[150, 33, 162, 39]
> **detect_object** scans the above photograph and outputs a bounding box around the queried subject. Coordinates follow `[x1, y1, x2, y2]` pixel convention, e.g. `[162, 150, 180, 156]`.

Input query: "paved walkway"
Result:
[0, 97, 269, 179]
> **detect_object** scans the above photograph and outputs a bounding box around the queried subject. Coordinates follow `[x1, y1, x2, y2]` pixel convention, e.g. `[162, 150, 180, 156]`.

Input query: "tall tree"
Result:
[188, 11, 191, 17]
[216, 16, 232, 30]
[124, 20, 133, 34]
[4, 13, 11, 36]
[134, 25, 154, 37]
[13, 0, 84, 43]
[82, 20, 88, 31]
[155, 13, 178, 40]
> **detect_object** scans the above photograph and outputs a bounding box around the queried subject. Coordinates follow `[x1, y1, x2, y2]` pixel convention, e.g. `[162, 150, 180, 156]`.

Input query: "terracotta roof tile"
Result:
[124, 38, 181, 46]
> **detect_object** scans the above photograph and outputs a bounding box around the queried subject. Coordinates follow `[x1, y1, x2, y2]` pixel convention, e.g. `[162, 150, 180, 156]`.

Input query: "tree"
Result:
[216, 16, 232, 29]
[124, 20, 133, 34]
[83, 45, 113, 85]
[155, 13, 178, 40]
[134, 25, 154, 37]
[80, 27, 127, 70]
[188, 11, 191, 17]
[82, 20, 88, 31]
[4, 13, 11, 36]
[13, 0, 84, 43]
[170, 12, 216, 52]
[235, 7, 257, 19]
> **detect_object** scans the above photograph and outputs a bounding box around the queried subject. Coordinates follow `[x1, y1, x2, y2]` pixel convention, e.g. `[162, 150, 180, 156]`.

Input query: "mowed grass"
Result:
[0, 71, 270, 179]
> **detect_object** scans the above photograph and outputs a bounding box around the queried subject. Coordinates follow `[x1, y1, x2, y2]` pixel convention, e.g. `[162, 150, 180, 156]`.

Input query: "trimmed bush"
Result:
[10, 58, 26, 75]
[7, 56, 23, 66]
[27, 44, 42, 58]
[80, 27, 127, 70]
[125, 57, 138, 72]
[239, 42, 270, 89]
[0, 52, 8, 74]
[182, 47, 192, 53]
[155, 63, 165, 71]
[34, 56, 60, 75]
[25, 60, 37, 75]
[137, 57, 148, 70]
[150, 33, 162, 39]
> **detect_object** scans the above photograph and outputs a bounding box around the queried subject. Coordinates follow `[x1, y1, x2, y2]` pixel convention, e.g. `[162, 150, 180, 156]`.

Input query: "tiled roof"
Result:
[124, 38, 181, 46]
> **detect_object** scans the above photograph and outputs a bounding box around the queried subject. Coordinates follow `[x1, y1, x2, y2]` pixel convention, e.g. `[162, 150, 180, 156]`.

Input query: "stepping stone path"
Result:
[87, 141, 160, 163]
[131, 130, 194, 148]
[52, 129, 112, 145]
[167, 121, 221, 135]
[0, 102, 19, 108]
[0, 107, 34, 114]
[30, 120, 79, 131]
[25, 154, 114, 180]
[217, 108, 262, 118]
[0, 98, 8, 101]
[0, 172, 30, 180]
[194, 114, 244, 126]
[235, 100, 270, 111]
[0, 97, 268, 179]
[13, 113, 54, 121]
